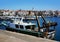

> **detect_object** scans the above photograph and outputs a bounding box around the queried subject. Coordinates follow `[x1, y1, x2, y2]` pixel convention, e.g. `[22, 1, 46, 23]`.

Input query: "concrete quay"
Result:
[0, 30, 57, 42]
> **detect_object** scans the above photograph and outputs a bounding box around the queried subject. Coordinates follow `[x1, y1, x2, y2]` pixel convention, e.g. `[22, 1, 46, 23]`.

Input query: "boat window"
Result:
[15, 24, 19, 28]
[10, 20, 13, 23]
[25, 26, 30, 29]
[20, 18, 21, 20]
[20, 25, 23, 29]
[25, 25, 35, 30]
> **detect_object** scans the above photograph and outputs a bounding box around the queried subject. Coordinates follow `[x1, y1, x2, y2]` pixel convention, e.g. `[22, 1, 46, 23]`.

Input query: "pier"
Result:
[0, 30, 56, 42]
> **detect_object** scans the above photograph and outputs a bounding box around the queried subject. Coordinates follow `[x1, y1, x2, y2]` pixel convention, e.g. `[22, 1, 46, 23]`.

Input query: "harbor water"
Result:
[0, 17, 60, 41]
[37, 17, 60, 41]
[39, 17, 60, 41]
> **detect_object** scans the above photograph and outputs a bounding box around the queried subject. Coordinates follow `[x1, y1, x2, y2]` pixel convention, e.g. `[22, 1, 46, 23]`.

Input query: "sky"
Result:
[0, 0, 60, 10]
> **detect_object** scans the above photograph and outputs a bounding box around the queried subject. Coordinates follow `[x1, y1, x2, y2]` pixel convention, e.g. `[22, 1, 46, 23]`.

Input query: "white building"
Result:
[3, 10, 9, 16]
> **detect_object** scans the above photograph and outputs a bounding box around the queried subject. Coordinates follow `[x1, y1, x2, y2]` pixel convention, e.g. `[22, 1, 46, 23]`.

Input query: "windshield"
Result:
[10, 18, 22, 23]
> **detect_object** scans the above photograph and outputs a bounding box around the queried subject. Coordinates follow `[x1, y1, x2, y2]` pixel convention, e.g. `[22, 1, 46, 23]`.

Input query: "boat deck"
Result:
[0, 30, 57, 42]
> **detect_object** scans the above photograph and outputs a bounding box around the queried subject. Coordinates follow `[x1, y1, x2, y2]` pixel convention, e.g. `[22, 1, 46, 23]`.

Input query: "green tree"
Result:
[49, 10, 53, 17]
[54, 10, 59, 17]
[0, 10, 3, 16]
[38, 11, 43, 16]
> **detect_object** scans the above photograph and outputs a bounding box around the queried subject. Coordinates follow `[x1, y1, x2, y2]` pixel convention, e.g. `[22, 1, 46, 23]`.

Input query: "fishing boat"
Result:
[1, 16, 57, 39]
[5, 17, 43, 37]
[6, 17, 36, 31]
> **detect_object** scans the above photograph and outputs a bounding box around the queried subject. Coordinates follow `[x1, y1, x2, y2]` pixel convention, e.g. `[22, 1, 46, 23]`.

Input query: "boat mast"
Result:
[34, 11, 41, 32]
[32, 8, 41, 32]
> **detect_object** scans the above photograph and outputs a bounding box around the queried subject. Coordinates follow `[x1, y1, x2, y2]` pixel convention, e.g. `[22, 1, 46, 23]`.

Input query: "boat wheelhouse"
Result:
[8, 17, 36, 31]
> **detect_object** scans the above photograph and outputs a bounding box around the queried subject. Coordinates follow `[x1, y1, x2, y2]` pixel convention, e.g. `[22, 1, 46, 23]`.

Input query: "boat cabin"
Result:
[8, 17, 36, 31]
